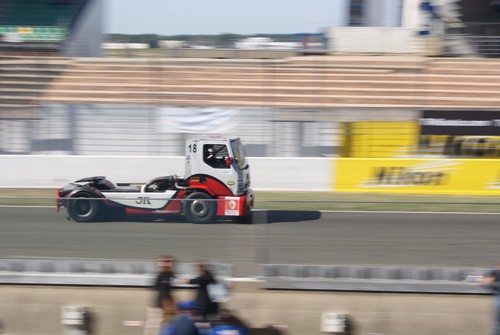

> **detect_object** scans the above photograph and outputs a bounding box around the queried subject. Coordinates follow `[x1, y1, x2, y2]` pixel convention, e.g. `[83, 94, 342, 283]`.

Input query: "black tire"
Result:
[67, 192, 101, 222]
[183, 192, 216, 224]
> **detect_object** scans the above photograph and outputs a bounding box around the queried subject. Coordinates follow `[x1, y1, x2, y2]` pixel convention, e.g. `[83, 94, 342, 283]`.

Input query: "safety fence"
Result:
[0, 104, 340, 157]
[0, 258, 491, 295]
[467, 35, 500, 57]
[4, 105, 500, 159]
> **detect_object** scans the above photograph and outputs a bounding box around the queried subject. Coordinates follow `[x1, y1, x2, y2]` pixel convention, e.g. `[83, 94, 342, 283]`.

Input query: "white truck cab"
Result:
[185, 136, 250, 196]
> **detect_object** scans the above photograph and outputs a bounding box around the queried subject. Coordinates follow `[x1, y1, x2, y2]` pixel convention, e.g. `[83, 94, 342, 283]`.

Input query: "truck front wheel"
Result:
[183, 192, 216, 224]
[67, 192, 101, 222]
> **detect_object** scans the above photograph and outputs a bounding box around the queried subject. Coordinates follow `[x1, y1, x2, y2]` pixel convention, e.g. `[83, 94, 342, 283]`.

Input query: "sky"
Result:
[105, 0, 340, 35]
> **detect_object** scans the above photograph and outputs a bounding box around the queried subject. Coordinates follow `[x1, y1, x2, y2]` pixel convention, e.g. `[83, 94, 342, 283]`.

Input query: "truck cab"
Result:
[183, 136, 253, 222]
[186, 136, 250, 196]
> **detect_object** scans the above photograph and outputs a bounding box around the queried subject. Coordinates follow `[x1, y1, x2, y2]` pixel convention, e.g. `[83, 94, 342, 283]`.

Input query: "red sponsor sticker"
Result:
[224, 197, 240, 216]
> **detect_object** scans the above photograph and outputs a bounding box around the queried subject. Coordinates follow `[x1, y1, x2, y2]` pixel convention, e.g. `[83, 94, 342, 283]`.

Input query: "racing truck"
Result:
[56, 136, 253, 224]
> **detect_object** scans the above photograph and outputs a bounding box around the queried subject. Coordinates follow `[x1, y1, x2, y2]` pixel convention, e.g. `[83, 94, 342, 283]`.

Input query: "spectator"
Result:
[491, 0, 500, 12]
[159, 301, 200, 335]
[153, 255, 176, 319]
[177, 262, 219, 320]
[479, 263, 500, 335]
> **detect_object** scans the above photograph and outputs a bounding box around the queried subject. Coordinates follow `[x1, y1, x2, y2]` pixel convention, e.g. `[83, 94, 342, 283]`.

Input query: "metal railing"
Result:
[467, 35, 500, 57]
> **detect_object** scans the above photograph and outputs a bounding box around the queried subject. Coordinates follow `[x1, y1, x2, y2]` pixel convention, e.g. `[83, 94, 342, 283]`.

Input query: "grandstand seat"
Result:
[0, 0, 86, 26]
[2, 55, 500, 110]
[36, 56, 500, 109]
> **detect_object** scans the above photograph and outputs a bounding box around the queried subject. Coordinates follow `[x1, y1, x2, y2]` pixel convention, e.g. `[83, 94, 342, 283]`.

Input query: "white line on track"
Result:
[320, 210, 500, 215]
[252, 209, 500, 215]
[1, 206, 499, 215]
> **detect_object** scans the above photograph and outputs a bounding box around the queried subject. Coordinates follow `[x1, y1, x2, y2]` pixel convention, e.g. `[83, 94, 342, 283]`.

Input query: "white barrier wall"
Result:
[0, 156, 333, 191]
[251, 157, 332, 191]
[326, 27, 442, 55]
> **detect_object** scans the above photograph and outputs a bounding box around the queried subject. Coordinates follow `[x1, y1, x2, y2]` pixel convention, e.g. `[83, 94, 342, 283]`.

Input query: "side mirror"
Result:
[225, 156, 234, 167]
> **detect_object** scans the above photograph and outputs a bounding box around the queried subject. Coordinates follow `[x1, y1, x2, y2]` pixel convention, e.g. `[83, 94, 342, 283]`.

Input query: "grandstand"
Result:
[0, 0, 102, 115]
[2, 55, 500, 110]
[0, 57, 69, 117]
[1, 1, 499, 111]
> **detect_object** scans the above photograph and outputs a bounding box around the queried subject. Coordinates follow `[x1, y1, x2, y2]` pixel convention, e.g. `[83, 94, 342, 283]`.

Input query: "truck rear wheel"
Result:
[183, 192, 216, 224]
[67, 192, 101, 222]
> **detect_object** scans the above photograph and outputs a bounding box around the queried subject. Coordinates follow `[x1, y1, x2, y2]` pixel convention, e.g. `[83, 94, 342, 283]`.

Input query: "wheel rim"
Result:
[189, 199, 209, 218]
[73, 198, 93, 217]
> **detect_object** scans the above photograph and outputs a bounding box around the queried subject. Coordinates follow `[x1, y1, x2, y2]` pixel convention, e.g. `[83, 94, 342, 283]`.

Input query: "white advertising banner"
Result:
[158, 107, 239, 134]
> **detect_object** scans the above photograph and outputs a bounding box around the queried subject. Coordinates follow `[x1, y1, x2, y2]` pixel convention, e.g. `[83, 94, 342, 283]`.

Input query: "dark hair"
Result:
[199, 263, 216, 283]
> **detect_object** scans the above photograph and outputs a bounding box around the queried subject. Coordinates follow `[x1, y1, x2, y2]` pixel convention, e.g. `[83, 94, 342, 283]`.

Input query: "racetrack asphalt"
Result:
[1, 207, 499, 276]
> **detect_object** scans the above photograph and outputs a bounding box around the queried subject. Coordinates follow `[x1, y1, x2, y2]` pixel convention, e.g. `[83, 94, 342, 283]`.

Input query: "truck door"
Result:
[201, 143, 240, 195]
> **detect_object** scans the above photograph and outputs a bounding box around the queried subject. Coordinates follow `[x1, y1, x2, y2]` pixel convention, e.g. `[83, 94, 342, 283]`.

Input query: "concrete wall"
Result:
[326, 27, 443, 55]
[0, 282, 492, 335]
[0, 156, 333, 191]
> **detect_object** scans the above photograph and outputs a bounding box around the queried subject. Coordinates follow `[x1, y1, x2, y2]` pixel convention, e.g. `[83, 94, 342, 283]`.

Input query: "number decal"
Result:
[188, 144, 197, 153]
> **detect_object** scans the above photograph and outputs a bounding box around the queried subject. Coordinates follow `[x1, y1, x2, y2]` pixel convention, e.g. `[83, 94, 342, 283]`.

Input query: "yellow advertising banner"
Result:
[340, 121, 418, 158]
[335, 158, 500, 195]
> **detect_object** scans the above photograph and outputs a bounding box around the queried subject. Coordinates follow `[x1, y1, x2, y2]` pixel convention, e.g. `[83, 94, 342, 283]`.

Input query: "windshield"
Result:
[203, 143, 230, 169]
[230, 138, 248, 170]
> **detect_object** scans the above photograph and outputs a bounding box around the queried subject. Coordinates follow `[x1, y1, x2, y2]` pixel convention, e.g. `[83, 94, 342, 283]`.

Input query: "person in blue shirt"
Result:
[159, 301, 200, 335]
[211, 309, 249, 335]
